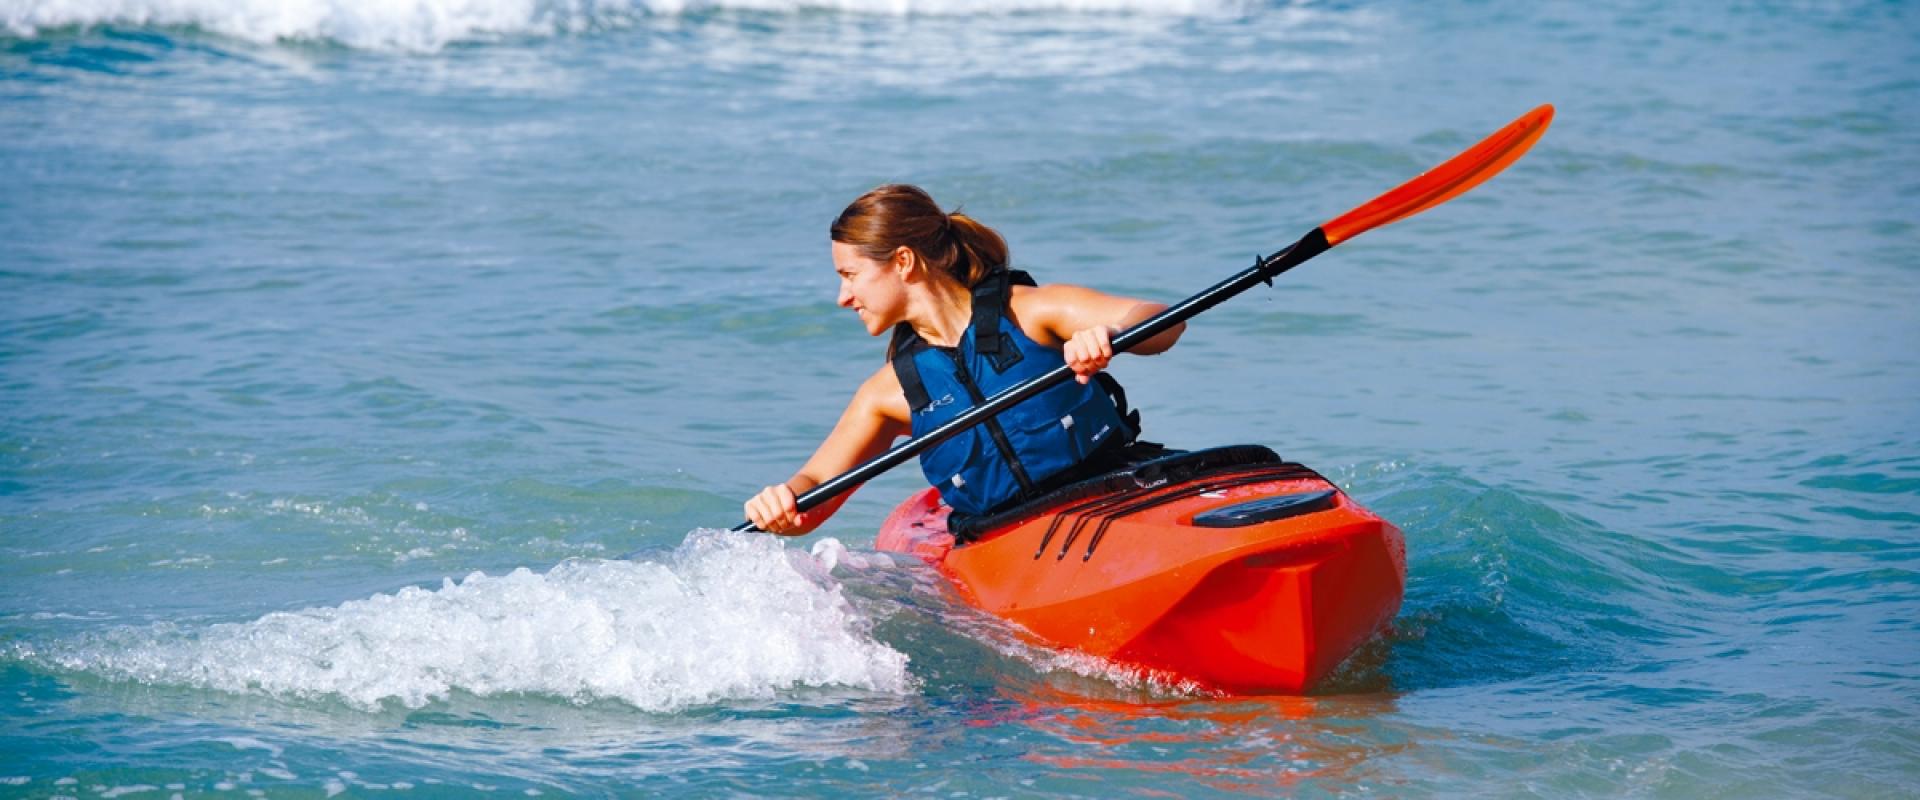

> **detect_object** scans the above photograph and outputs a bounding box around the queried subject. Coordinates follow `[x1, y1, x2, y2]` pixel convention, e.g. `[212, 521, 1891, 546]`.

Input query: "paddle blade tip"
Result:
[1320, 103, 1555, 246]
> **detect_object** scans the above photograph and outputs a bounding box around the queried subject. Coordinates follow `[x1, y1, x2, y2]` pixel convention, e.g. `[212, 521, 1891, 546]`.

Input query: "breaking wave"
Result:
[17, 531, 912, 712]
[1, 0, 1259, 51]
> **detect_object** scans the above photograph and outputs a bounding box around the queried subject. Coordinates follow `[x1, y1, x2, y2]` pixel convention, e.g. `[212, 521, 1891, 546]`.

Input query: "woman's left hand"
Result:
[1062, 325, 1119, 384]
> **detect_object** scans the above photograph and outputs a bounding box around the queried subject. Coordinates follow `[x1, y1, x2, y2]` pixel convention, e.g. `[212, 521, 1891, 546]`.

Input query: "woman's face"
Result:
[832, 241, 908, 336]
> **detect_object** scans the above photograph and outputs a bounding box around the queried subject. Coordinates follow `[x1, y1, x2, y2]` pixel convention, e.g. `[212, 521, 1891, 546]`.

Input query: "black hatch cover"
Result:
[1190, 490, 1338, 528]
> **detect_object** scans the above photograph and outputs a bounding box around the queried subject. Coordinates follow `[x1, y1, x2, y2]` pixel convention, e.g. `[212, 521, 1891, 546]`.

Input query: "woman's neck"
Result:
[906, 276, 973, 348]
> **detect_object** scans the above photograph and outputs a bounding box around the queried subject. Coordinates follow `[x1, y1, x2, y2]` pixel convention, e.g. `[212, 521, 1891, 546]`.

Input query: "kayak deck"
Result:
[875, 446, 1405, 693]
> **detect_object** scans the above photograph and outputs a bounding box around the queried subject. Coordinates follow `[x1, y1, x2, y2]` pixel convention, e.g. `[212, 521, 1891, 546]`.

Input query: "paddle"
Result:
[737, 104, 1555, 533]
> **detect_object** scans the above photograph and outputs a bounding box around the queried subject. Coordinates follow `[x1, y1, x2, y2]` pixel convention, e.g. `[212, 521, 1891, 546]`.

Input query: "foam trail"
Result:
[22, 531, 912, 712]
[1, 0, 1254, 51]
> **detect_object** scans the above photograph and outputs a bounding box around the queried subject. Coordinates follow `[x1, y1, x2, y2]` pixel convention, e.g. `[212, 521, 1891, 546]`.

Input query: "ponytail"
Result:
[830, 184, 1009, 288]
[944, 211, 1007, 288]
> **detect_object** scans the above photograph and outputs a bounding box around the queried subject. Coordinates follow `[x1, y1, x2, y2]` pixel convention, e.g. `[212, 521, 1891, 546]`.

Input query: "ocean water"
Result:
[3, 0, 1917, 795]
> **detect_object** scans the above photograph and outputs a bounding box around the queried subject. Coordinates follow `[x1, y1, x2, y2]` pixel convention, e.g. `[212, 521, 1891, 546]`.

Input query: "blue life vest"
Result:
[890, 269, 1139, 516]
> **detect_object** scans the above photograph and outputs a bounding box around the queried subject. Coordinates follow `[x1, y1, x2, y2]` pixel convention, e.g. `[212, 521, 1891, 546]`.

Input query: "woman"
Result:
[744, 184, 1186, 535]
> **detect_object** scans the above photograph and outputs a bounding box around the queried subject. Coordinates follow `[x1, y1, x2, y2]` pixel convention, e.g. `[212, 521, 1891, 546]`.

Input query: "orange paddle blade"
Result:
[1320, 104, 1554, 246]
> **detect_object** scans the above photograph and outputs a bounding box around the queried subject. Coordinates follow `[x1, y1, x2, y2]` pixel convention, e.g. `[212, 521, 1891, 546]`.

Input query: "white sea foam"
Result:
[26, 530, 911, 711]
[0, 0, 1253, 51]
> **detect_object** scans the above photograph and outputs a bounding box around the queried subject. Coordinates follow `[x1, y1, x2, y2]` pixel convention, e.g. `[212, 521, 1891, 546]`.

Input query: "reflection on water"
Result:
[1006, 686, 1405, 794]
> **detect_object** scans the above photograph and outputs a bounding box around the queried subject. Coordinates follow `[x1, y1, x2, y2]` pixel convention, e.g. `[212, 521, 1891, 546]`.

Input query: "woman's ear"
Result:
[891, 246, 919, 280]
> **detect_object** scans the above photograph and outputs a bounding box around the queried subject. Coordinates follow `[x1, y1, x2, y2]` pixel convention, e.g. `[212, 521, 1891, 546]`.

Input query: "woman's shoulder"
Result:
[1009, 280, 1105, 304]
[1007, 282, 1107, 343]
[1007, 281, 1087, 316]
[854, 360, 911, 423]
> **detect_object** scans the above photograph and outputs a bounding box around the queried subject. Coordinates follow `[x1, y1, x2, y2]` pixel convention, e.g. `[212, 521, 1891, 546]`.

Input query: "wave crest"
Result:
[1, 0, 1255, 51]
[21, 531, 913, 711]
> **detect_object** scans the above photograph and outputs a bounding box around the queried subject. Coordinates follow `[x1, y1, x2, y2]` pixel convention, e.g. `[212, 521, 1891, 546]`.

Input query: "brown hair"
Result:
[829, 184, 1009, 288]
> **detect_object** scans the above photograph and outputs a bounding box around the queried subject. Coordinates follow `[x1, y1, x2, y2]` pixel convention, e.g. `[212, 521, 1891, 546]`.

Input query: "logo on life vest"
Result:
[920, 393, 955, 414]
[1091, 424, 1111, 443]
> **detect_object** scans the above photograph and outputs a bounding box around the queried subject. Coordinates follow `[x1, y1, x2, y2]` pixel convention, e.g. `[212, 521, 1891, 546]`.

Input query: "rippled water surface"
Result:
[3, 0, 1917, 796]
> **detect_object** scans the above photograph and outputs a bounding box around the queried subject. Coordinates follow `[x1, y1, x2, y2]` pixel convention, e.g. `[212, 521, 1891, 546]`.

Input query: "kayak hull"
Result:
[875, 447, 1404, 693]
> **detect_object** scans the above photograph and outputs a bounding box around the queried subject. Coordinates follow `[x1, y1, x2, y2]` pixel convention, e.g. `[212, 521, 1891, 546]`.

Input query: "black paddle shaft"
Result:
[734, 227, 1333, 533]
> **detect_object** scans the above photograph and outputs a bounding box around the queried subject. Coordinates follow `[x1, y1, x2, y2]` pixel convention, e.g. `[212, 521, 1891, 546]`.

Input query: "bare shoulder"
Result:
[1008, 283, 1085, 346]
[1009, 282, 1098, 311]
[855, 362, 912, 425]
[1008, 282, 1139, 345]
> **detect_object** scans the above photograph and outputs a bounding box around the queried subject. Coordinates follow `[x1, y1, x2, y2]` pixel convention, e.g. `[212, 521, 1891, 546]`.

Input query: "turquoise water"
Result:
[3, 0, 1918, 795]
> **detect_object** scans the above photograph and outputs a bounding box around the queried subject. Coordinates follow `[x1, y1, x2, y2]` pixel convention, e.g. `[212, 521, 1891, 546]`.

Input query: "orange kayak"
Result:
[875, 446, 1405, 693]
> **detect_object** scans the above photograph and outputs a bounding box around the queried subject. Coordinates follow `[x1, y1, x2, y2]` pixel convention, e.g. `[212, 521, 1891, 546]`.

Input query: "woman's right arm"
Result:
[744, 365, 911, 535]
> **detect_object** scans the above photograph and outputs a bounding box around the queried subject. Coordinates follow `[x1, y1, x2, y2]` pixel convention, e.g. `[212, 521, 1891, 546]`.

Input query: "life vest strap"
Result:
[968, 268, 1035, 357]
[890, 267, 1035, 412]
[889, 323, 933, 412]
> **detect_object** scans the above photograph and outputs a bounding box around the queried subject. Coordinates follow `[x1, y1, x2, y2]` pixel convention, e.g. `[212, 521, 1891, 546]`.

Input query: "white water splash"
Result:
[24, 530, 911, 711]
[808, 536, 891, 572]
[0, 0, 1255, 51]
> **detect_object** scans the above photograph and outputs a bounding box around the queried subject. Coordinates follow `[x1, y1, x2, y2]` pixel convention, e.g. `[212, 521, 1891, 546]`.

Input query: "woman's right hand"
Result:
[745, 483, 807, 535]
